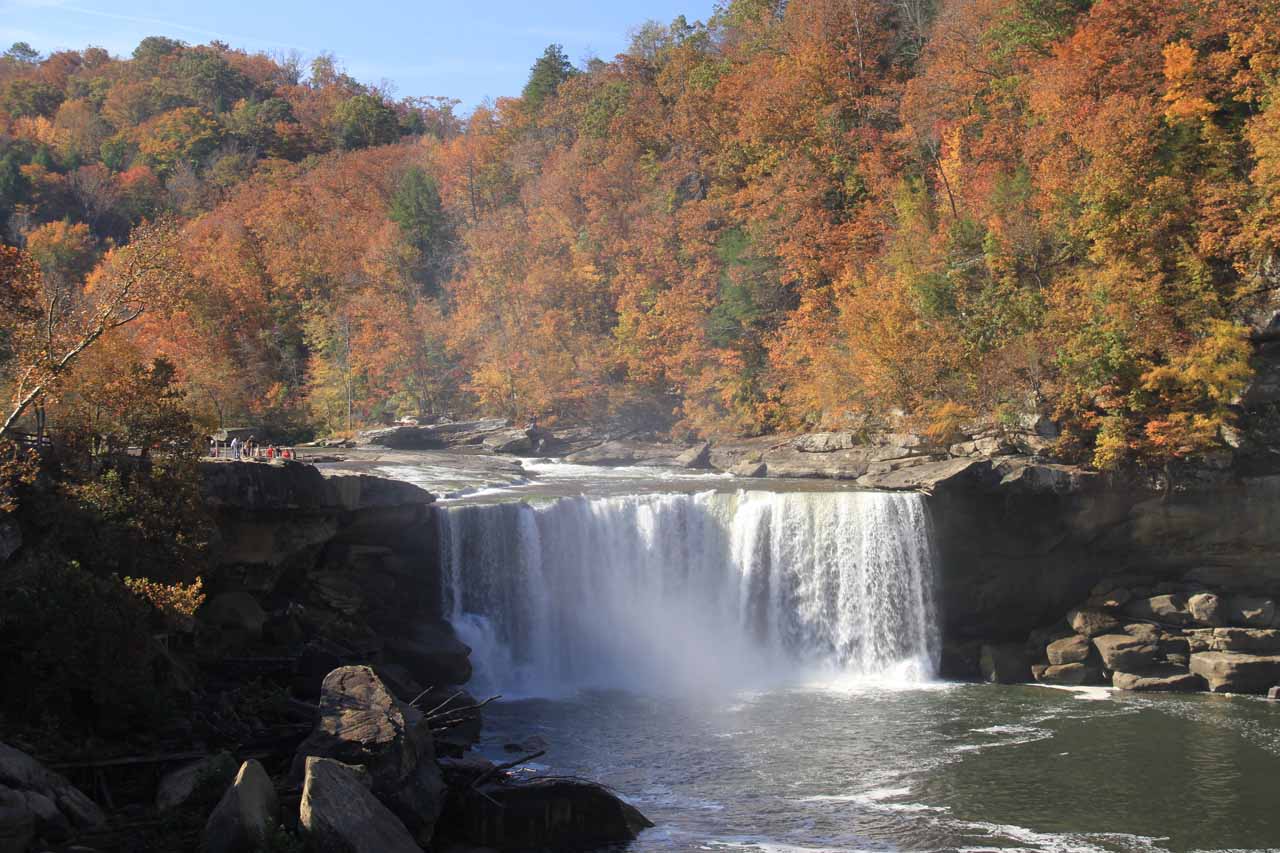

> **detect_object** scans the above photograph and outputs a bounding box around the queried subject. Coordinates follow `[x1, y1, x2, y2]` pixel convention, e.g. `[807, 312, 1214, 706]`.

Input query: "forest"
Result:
[2, 0, 1279, 472]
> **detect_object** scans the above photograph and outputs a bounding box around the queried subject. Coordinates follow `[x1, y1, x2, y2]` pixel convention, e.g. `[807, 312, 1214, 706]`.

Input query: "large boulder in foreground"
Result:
[299, 757, 420, 853]
[448, 778, 653, 850]
[1190, 651, 1280, 693]
[292, 666, 444, 844]
[0, 741, 104, 844]
[201, 759, 278, 853]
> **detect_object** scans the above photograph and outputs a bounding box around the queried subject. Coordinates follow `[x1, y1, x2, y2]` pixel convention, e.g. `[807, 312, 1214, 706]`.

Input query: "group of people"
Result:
[209, 436, 297, 461]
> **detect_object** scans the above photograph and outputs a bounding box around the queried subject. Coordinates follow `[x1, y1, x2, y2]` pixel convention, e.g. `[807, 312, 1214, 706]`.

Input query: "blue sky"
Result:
[1, 0, 718, 110]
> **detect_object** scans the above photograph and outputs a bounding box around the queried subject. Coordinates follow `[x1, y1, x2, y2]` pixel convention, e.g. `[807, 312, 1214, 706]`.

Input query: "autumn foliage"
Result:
[4, 0, 1279, 471]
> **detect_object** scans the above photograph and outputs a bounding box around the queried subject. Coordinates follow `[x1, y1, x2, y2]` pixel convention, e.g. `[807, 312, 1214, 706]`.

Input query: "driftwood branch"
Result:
[426, 694, 501, 722]
[470, 749, 547, 791]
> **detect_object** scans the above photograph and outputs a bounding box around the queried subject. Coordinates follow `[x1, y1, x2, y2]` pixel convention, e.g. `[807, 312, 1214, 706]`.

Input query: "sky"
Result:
[1, 0, 719, 110]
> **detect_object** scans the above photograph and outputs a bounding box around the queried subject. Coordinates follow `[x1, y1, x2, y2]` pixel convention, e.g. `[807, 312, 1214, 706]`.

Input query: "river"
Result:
[377, 457, 1280, 852]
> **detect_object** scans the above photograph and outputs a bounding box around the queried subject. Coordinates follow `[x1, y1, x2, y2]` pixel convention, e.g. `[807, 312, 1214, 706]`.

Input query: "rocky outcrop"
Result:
[201, 759, 278, 853]
[1190, 652, 1280, 693]
[299, 757, 421, 853]
[357, 418, 511, 450]
[564, 440, 686, 467]
[291, 666, 444, 845]
[1111, 666, 1205, 692]
[0, 742, 104, 847]
[1016, 574, 1280, 694]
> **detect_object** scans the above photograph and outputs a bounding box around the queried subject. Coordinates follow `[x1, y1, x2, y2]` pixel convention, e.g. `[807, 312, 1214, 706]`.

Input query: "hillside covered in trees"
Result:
[4, 0, 1280, 472]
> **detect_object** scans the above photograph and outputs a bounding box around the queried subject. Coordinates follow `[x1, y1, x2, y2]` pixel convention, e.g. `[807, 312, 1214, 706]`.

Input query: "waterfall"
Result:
[437, 490, 938, 695]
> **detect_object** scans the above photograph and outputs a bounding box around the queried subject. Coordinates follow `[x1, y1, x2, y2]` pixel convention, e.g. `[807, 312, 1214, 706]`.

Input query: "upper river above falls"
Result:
[364, 453, 1280, 853]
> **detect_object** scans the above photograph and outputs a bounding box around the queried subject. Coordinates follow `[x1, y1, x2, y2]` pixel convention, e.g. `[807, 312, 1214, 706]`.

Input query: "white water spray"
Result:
[437, 490, 938, 696]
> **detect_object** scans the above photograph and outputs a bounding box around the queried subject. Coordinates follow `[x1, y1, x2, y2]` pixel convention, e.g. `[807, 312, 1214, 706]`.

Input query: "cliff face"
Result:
[200, 461, 469, 689]
[200, 456, 1280, 688]
[923, 460, 1280, 646]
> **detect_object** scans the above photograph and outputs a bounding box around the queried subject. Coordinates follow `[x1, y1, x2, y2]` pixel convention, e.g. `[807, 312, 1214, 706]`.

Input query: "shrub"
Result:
[0, 559, 173, 735]
[124, 575, 205, 631]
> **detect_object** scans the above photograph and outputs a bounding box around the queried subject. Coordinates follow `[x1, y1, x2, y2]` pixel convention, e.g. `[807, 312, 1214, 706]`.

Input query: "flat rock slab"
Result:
[1093, 634, 1158, 671]
[1124, 594, 1193, 626]
[1046, 635, 1091, 666]
[1039, 662, 1105, 685]
[1069, 607, 1121, 638]
[1207, 628, 1280, 653]
[1112, 667, 1205, 692]
[1190, 652, 1280, 693]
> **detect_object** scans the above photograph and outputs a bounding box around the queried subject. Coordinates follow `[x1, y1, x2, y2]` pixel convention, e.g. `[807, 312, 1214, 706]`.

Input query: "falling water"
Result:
[436, 490, 938, 696]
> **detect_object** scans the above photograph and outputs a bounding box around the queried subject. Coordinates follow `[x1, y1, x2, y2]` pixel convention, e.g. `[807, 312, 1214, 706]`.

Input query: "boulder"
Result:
[673, 441, 712, 469]
[1112, 666, 1206, 692]
[1123, 623, 1162, 644]
[1207, 628, 1280, 653]
[1187, 592, 1226, 627]
[860, 458, 997, 493]
[1269, 686, 1280, 701]
[762, 447, 873, 479]
[481, 428, 536, 455]
[728, 460, 767, 478]
[980, 643, 1030, 684]
[357, 419, 509, 450]
[1185, 628, 1216, 653]
[450, 778, 653, 850]
[1124, 594, 1193, 626]
[156, 752, 237, 812]
[0, 742, 104, 841]
[564, 441, 681, 467]
[292, 666, 444, 844]
[1092, 634, 1158, 672]
[1038, 663, 1105, 685]
[0, 787, 34, 853]
[201, 760, 278, 853]
[1046, 635, 1091, 666]
[1226, 595, 1276, 628]
[1068, 607, 1121, 638]
[793, 432, 858, 453]
[1189, 651, 1280, 693]
[299, 757, 420, 853]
